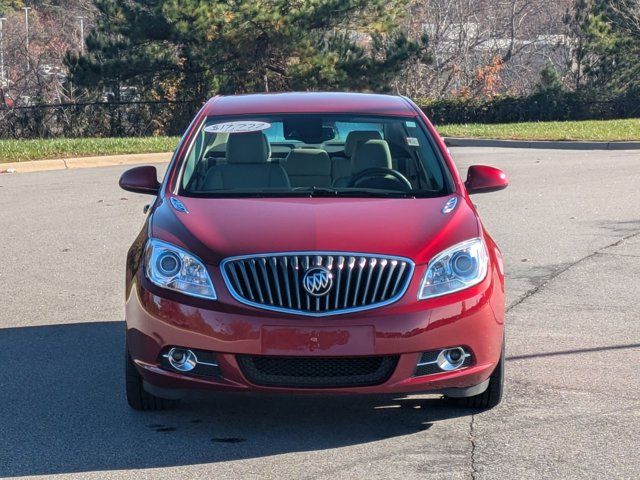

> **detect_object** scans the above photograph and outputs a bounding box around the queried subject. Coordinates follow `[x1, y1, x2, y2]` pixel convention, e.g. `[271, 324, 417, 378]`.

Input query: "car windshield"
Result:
[179, 114, 452, 198]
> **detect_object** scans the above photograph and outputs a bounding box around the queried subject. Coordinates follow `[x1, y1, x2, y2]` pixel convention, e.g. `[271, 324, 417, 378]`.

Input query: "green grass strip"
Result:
[1, 118, 639, 163]
[0, 136, 181, 163]
[437, 118, 640, 142]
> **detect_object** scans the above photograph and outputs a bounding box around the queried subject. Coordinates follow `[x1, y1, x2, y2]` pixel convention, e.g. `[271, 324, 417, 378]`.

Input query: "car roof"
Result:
[203, 92, 417, 117]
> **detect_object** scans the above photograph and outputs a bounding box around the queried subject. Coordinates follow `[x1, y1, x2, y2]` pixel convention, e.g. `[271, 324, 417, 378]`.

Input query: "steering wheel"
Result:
[347, 167, 413, 191]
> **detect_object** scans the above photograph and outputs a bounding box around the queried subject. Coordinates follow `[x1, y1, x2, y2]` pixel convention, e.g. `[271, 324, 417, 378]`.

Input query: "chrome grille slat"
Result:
[390, 262, 407, 297]
[292, 256, 302, 309]
[343, 257, 356, 308]
[334, 256, 345, 309]
[379, 260, 397, 299]
[269, 257, 284, 306]
[370, 258, 387, 303]
[352, 257, 366, 306]
[280, 257, 293, 308]
[303, 256, 311, 311]
[248, 259, 265, 303]
[258, 258, 274, 305]
[325, 256, 334, 310]
[361, 258, 377, 305]
[237, 262, 255, 301]
[221, 252, 413, 317]
[226, 263, 245, 297]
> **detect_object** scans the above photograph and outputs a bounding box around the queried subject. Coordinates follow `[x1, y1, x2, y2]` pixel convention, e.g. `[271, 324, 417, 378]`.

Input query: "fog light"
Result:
[167, 348, 197, 372]
[437, 347, 468, 371]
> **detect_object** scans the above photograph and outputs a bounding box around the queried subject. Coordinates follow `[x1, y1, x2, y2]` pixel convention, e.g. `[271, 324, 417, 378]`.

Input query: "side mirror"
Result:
[465, 165, 508, 195]
[119, 166, 160, 195]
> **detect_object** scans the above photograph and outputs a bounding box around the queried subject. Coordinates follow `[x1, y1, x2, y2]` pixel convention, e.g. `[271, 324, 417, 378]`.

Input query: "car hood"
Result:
[151, 195, 480, 265]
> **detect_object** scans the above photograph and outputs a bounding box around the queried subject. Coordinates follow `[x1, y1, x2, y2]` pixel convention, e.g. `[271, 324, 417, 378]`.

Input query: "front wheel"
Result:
[125, 350, 178, 411]
[447, 338, 504, 410]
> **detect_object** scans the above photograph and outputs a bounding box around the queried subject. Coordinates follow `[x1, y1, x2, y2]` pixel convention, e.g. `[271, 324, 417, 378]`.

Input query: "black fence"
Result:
[0, 93, 638, 139]
[0, 100, 200, 139]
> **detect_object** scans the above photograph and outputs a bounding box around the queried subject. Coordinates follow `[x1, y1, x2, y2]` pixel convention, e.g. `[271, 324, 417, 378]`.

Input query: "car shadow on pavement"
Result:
[0, 321, 471, 477]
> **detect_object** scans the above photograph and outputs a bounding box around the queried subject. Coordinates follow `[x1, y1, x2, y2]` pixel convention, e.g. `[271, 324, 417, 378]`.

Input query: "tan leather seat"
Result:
[351, 139, 392, 172]
[284, 148, 332, 188]
[331, 130, 383, 181]
[203, 131, 290, 190]
[334, 139, 399, 189]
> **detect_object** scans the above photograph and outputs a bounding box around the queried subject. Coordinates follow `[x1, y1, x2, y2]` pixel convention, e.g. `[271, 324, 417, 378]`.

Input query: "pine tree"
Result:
[535, 63, 564, 94]
[581, 0, 640, 95]
[67, 0, 427, 100]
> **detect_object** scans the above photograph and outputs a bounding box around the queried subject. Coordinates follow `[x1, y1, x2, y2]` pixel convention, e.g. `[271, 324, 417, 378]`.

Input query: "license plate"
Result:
[261, 325, 375, 355]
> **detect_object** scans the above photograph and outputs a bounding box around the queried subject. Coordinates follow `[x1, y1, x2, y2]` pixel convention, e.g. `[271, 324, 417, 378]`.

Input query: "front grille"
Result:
[237, 355, 399, 388]
[221, 253, 413, 316]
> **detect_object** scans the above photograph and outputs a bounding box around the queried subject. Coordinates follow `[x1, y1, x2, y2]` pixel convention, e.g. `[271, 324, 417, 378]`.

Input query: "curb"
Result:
[444, 137, 640, 150]
[0, 152, 171, 174]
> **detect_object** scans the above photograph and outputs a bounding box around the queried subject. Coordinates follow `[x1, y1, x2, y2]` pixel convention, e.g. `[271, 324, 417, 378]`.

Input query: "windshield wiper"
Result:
[292, 186, 340, 196]
[184, 187, 440, 199]
[292, 186, 415, 198]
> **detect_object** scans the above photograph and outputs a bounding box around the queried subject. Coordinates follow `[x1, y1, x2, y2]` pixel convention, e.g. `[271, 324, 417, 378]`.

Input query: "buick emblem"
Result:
[302, 267, 333, 297]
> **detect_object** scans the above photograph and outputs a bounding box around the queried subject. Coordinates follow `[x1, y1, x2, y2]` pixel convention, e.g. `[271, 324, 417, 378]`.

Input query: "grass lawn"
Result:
[1, 118, 638, 162]
[0, 136, 180, 163]
[437, 118, 640, 142]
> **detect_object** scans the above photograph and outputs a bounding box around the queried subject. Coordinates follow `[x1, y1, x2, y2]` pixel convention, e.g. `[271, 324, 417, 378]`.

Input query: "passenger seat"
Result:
[202, 131, 290, 190]
[284, 148, 332, 188]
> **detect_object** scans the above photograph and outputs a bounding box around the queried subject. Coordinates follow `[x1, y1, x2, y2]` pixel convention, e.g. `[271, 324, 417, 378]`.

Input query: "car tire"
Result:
[447, 337, 504, 410]
[125, 350, 178, 411]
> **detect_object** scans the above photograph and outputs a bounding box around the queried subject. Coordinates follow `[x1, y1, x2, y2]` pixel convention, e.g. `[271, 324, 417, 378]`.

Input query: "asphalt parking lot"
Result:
[1, 147, 639, 479]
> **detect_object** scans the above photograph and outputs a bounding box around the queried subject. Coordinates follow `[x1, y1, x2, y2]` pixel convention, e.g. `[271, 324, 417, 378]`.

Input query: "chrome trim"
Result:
[441, 196, 458, 214]
[416, 352, 470, 367]
[220, 251, 415, 317]
[164, 348, 197, 372]
[162, 349, 219, 369]
[436, 347, 470, 371]
[416, 359, 438, 367]
[170, 196, 189, 213]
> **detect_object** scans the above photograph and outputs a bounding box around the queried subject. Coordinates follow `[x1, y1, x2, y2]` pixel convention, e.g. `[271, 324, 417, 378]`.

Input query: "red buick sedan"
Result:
[119, 92, 508, 411]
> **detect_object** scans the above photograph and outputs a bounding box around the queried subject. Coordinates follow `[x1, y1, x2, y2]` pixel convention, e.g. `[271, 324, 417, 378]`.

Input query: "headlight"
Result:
[418, 238, 488, 300]
[145, 238, 216, 300]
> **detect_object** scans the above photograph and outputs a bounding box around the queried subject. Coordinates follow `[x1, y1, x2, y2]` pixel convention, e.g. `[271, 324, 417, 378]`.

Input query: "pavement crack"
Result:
[469, 414, 479, 480]
[507, 229, 640, 312]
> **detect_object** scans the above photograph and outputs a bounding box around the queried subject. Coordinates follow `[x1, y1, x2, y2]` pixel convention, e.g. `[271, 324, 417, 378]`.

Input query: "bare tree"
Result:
[399, 0, 572, 99]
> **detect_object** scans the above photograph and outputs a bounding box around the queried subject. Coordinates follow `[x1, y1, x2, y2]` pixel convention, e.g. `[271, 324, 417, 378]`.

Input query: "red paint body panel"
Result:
[202, 92, 415, 117]
[150, 195, 479, 266]
[126, 257, 503, 394]
[465, 165, 510, 194]
[124, 92, 507, 397]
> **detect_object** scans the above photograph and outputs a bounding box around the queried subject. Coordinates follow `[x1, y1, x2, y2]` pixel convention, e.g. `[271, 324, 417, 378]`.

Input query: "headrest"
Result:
[226, 131, 271, 164]
[344, 130, 383, 157]
[351, 139, 392, 173]
[284, 149, 331, 176]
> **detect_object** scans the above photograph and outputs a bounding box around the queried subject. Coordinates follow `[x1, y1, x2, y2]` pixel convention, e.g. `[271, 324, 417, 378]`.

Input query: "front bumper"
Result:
[126, 263, 504, 396]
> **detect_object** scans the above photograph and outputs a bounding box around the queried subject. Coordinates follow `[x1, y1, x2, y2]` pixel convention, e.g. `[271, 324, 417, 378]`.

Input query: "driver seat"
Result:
[333, 139, 395, 189]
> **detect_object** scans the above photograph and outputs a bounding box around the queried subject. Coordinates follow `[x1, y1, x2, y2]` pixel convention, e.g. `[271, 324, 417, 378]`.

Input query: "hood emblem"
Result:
[302, 267, 333, 297]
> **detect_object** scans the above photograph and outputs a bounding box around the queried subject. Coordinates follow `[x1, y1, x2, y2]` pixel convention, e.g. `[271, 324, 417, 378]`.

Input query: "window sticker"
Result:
[405, 121, 417, 128]
[204, 121, 272, 134]
[406, 137, 419, 147]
